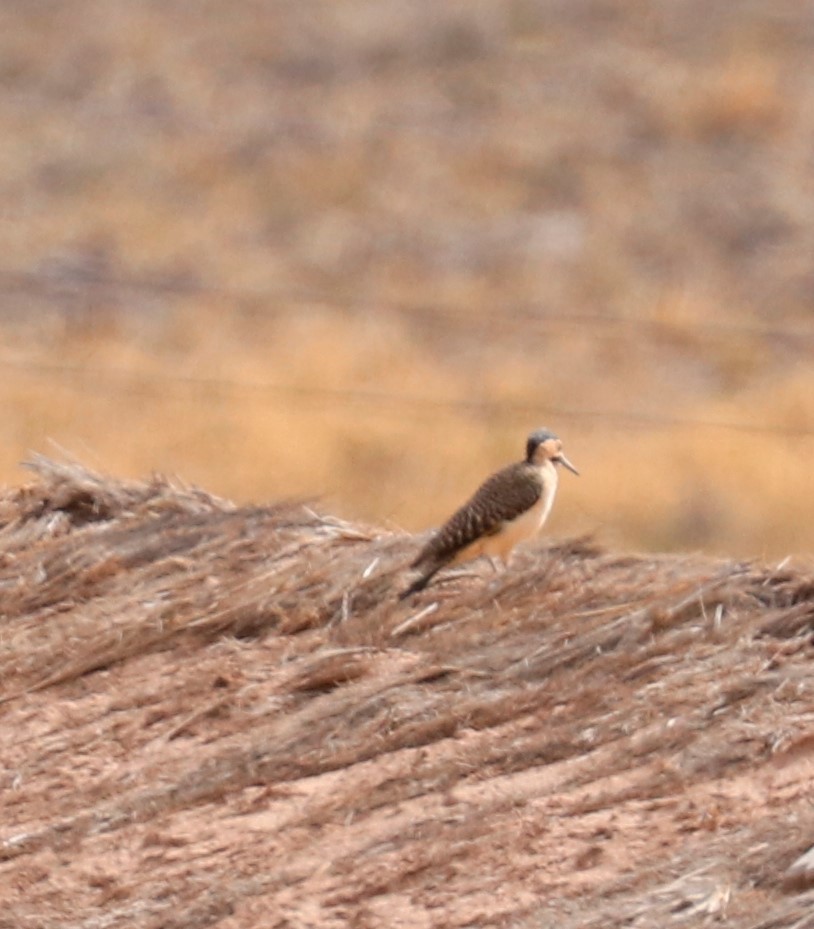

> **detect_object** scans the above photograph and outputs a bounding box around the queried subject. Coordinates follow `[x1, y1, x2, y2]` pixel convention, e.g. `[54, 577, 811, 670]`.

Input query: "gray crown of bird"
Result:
[400, 428, 578, 599]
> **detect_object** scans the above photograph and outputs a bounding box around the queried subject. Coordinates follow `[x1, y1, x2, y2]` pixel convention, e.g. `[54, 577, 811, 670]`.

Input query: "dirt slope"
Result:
[1, 459, 813, 928]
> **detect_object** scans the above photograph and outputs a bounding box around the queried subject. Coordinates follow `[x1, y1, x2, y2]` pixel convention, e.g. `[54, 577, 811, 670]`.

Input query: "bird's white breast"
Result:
[479, 462, 558, 561]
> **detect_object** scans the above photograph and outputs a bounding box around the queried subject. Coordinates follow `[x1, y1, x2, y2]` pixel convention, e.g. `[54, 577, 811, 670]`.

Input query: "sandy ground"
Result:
[0, 459, 813, 928]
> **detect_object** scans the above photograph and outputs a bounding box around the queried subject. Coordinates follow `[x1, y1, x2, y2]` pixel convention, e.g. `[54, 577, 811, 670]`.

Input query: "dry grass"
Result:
[1, 1, 814, 556]
[0, 306, 812, 559]
[0, 458, 813, 926]
[3, 6, 814, 923]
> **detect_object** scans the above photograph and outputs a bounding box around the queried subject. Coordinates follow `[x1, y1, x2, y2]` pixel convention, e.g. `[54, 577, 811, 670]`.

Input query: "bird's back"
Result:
[412, 461, 543, 571]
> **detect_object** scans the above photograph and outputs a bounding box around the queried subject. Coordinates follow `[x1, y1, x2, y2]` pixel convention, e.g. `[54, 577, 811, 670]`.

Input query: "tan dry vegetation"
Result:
[1, 458, 814, 927]
[1, 0, 814, 557]
[0, 306, 812, 559]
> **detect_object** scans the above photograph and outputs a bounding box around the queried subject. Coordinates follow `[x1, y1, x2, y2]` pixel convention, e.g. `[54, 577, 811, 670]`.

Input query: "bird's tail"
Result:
[398, 562, 441, 601]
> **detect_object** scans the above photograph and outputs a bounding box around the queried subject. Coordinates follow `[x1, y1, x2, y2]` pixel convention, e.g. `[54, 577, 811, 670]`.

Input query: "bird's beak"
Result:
[556, 454, 579, 476]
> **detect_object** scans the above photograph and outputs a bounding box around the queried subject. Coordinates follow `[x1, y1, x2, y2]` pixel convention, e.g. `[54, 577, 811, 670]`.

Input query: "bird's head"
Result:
[526, 428, 579, 475]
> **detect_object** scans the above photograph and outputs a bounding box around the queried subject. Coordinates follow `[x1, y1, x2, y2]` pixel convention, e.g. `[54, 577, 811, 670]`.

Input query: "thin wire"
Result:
[1, 354, 813, 437]
[2, 266, 813, 344]
[1, 266, 812, 434]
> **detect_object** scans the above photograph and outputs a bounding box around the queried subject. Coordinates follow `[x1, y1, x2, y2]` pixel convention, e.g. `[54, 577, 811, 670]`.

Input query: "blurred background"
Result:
[0, 0, 812, 557]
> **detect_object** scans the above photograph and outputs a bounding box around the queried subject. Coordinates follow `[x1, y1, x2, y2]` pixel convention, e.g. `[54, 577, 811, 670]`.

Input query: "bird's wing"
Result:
[411, 463, 541, 570]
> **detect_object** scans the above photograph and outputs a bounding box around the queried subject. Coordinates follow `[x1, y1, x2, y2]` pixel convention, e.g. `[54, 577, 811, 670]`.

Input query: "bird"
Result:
[399, 428, 578, 599]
